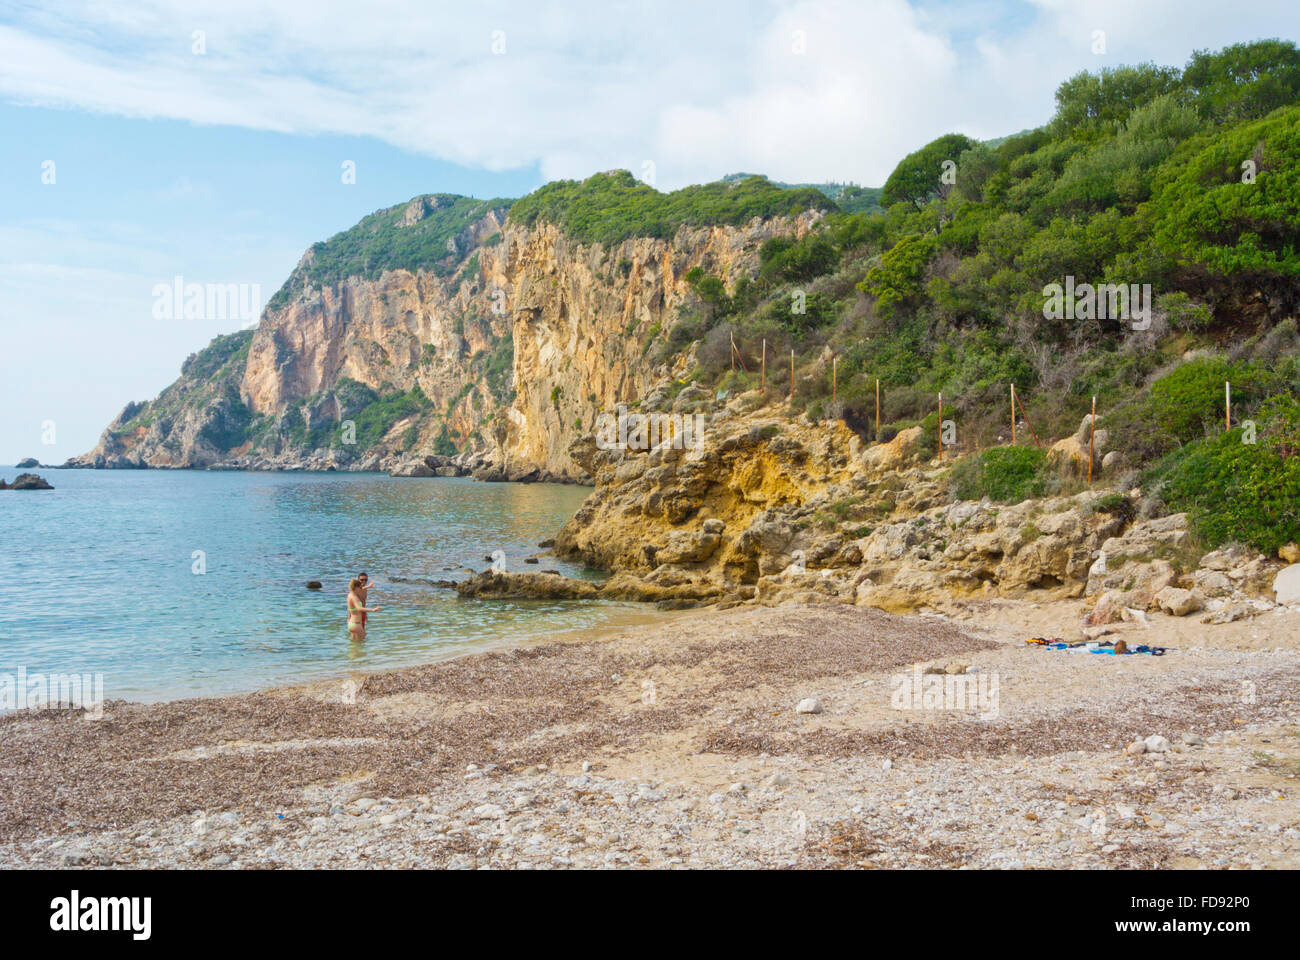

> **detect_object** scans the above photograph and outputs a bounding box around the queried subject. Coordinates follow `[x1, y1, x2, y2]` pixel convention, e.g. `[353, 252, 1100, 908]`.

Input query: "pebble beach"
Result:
[2, 600, 1299, 870]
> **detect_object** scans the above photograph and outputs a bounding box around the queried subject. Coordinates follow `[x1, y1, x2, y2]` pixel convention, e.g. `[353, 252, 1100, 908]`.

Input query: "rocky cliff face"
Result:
[71, 194, 819, 480]
[454, 386, 1284, 618]
[482, 215, 818, 480]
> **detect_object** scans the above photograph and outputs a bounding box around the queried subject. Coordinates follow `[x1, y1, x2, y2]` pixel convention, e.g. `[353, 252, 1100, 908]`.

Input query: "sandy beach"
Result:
[2, 598, 1299, 870]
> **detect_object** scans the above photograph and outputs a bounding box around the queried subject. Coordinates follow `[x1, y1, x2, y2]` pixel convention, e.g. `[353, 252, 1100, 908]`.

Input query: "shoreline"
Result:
[0, 598, 680, 710]
[3, 597, 1299, 869]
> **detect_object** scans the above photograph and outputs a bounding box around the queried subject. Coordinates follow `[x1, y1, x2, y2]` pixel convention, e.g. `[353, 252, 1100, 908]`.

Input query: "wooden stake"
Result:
[1013, 388, 1044, 449]
[875, 379, 881, 443]
[1008, 382, 1019, 444]
[729, 332, 748, 373]
[938, 392, 943, 461]
[790, 350, 795, 401]
[1226, 380, 1231, 431]
[1088, 395, 1096, 485]
[760, 339, 766, 393]
[832, 357, 837, 405]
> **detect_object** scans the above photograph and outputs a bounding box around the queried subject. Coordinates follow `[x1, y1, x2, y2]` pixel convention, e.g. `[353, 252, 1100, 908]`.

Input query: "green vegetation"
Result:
[431, 422, 457, 457]
[947, 446, 1048, 503]
[1151, 396, 1300, 552]
[282, 383, 433, 452]
[721, 172, 883, 215]
[180, 330, 253, 380]
[508, 171, 835, 246]
[475, 334, 515, 405]
[880, 133, 976, 208]
[638, 41, 1298, 557]
[197, 390, 256, 451]
[267, 194, 511, 309]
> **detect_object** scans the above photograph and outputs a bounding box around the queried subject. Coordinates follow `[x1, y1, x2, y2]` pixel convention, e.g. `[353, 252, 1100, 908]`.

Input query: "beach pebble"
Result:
[1143, 735, 1170, 753]
[1125, 741, 1147, 756]
[473, 804, 505, 821]
[795, 697, 822, 714]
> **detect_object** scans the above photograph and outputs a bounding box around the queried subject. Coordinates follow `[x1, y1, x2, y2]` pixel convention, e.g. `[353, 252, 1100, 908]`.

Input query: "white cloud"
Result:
[1, 0, 1295, 190]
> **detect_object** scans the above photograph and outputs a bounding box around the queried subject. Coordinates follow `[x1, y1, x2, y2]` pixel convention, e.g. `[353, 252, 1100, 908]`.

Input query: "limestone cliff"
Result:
[71, 183, 821, 480]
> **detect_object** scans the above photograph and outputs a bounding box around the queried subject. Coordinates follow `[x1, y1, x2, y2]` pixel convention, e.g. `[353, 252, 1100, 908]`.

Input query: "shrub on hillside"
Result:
[1153, 395, 1300, 553]
[948, 445, 1049, 503]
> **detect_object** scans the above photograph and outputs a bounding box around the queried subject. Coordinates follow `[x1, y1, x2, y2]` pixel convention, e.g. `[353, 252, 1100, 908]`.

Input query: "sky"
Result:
[0, 0, 1296, 462]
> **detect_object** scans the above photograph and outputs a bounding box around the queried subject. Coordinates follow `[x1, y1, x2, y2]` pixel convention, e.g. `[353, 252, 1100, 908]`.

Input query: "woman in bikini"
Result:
[347, 578, 381, 641]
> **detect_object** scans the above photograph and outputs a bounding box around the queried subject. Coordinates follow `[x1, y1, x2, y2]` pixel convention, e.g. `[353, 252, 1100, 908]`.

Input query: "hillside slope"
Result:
[72, 40, 1300, 566]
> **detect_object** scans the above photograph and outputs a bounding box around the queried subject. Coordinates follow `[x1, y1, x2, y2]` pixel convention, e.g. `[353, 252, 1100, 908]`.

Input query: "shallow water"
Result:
[0, 468, 645, 702]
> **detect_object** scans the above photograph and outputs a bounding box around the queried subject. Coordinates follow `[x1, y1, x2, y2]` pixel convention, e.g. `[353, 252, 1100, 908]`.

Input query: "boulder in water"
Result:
[15, 457, 39, 468]
[5, 473, 53, 490]
[306, 581, 323, 590]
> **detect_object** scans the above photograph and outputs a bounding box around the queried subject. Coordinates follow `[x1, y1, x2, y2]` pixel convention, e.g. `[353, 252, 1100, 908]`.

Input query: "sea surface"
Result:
[0, 468, 648, 703]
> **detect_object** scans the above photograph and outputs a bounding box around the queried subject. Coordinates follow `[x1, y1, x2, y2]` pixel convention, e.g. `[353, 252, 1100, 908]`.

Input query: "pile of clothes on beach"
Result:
[1024, 637, 1167, 656]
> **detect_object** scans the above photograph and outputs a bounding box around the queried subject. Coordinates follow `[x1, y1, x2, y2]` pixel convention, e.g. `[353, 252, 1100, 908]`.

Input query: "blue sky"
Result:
[0, 0, 1297, 461]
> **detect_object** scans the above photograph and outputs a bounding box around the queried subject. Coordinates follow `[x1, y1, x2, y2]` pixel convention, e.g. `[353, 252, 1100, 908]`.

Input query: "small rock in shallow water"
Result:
[795, 697, 822, 714]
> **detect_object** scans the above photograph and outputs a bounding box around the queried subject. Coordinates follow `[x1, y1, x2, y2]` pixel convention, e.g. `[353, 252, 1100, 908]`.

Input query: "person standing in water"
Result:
[347, 578, 380, 641]
[356, 572, 377, 629]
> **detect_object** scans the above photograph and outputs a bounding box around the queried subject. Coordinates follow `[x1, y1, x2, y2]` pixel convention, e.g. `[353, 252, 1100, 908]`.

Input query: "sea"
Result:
[0, 467, 648, 703]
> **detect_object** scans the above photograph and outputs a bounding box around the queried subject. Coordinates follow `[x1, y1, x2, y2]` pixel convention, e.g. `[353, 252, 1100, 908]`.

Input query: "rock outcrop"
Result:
[2, 473, 54, 490]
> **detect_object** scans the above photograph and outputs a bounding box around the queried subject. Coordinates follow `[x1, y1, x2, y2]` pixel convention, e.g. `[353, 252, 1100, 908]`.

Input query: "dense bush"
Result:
[509, 171, 834, 247]
[880, 133, 977, 208]
[1149, 105, 1300, 280]
[759, 234, 839, 282]
[1154, 396, 1300, 552]
[1148, 357, 1273, 442]
[947, 445, 1049, 503]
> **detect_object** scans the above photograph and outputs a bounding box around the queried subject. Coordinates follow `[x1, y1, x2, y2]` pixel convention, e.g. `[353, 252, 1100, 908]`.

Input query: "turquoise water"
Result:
[0, 468, 643, 702]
